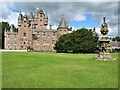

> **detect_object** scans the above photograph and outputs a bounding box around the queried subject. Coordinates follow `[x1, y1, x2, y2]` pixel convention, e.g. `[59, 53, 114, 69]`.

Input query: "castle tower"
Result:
[18, 12, 23, 26]
[57, 16, 69, 38]
[35, 9, 48, 30]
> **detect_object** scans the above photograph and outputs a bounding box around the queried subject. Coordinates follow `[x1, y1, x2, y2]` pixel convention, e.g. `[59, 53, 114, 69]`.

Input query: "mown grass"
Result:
[2, 52, 118, 88]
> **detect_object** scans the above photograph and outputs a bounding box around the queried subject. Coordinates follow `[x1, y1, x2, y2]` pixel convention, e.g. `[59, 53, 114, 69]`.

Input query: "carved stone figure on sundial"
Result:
[100, 17, 109, 39]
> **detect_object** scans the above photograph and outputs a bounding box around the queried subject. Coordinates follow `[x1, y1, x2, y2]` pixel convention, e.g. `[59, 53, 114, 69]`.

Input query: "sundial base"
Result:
[96, 52, 112, 61]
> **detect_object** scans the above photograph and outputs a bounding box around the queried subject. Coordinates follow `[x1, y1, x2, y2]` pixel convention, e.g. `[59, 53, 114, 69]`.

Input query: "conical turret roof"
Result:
[18, 12, 22, 20]
[59, 17, 67, 28]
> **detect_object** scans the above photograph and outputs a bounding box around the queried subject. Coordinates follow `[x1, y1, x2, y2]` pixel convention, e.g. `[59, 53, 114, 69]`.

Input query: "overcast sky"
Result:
[0, 1, 119, 37]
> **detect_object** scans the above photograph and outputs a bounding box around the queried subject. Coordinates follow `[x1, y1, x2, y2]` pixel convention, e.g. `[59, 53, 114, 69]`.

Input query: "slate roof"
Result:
[58, 17, 67, 28]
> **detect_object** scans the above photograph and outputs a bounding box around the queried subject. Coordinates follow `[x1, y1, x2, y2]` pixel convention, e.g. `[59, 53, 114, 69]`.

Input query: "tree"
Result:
[54, 28, 98, 53]
[0, 21, 18, 32]
[0, 21, 18, 49]
[0, 21, 10, 31]
[0, 21, 11, 49]
[11, 24, 18, 32]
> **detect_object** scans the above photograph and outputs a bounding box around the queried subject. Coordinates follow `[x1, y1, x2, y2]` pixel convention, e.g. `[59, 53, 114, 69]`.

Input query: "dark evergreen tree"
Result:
[54, 28, 98, 53]
[0, 21, 17, 49]
[1, 21, 10, 31]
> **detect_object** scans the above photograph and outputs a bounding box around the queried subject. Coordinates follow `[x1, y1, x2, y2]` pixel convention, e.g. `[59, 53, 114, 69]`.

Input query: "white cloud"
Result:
[0, 2, 118, 37]
[7, 12, 19, 27]
[74, 14, 86, 21]
[1, 11, 19, 28]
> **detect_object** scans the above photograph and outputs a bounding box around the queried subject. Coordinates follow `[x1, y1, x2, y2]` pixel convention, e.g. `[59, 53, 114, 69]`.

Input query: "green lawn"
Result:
[2, 52, 118, 88]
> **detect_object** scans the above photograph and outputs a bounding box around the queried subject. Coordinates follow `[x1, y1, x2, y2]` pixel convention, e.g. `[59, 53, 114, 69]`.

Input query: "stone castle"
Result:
[4, 9, 72, 51]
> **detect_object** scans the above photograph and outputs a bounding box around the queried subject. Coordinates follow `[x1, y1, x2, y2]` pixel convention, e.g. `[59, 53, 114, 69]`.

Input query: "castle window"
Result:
[43, 40, 46, 45]
[37, 32, 40, 37]
[53, 32, 56, 38]
[43, 32, 46, 37]
[64, 30, 67, 34]
[48, 35, 50, 38]
[52, 40, 56, 44]
[24, 42, 26, 44]
[40, 19, 42, 22]
[47, 42, 49, 45]
[24, 33, 26, 37]
[60, 30, 62, 33]
[14, 41, 16, 44]
[20, 42, 22, 44]
[37, 40, 40, 45]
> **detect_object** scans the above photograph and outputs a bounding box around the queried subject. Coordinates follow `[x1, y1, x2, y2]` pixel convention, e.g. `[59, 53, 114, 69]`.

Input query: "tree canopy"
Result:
[0, 21, 18, 32]
[54, 28, 98, 53]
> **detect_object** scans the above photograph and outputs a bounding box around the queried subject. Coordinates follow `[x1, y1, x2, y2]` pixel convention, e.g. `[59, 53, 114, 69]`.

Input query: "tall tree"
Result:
[11, 24, 18, 32]
[54, 28, 98, 53]
[1, 21, 10, 31]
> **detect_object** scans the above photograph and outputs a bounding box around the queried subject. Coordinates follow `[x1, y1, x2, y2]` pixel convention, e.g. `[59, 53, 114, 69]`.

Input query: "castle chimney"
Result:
[50, 25, 52, 30]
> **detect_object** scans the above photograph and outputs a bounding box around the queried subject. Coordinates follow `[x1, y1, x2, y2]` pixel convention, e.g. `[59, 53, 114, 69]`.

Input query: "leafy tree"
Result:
[11, 24, 18, 32]
[54, 28, 98, 53]
[1, 21, 10, 31]
[0, 21, 17, 49]
[0, 21, 18, 32]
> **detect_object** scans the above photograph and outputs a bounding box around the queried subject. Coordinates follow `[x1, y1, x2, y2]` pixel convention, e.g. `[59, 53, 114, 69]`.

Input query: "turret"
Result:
[58, 16, 68, 29]
[44, 10, 48, 26]
[57, 16, 69, 36]
[18, 12, 23, 26]
[24, 13, 27, 22]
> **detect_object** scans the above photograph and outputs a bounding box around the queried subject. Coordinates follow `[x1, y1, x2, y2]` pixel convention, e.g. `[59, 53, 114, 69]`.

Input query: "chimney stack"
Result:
[50, 25, 52, 30]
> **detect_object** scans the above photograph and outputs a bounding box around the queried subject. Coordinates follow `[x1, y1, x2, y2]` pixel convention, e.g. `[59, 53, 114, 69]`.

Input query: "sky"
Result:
[0, 0, 119, 37]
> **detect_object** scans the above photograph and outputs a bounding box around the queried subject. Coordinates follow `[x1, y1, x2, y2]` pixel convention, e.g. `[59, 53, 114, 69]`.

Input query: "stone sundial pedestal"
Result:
[97, 17, 111, 61]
